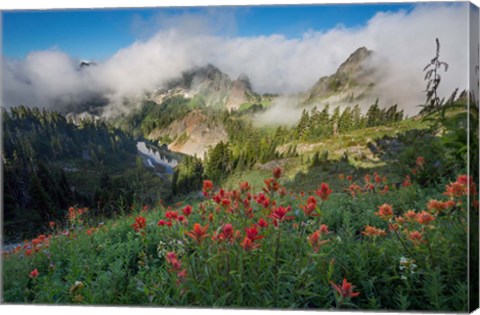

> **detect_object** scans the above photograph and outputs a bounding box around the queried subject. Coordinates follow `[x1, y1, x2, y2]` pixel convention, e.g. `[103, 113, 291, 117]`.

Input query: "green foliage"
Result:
[292, 101, 403, 142]
[2, 106, 168, 242]
[118, 96, 198, 137]
[172, 155, 204, 195]
[2, 170, 472, 310]
[204, 141, 232, 182]
[376, 129, 458, 187]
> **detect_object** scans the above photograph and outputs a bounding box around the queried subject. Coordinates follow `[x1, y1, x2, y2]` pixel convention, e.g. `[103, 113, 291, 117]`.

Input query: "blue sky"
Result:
[2, 3, 415, 61]
[2, 2, 470, 116]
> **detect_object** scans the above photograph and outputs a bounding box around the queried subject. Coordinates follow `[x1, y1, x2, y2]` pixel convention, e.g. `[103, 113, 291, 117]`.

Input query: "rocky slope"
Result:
[150, 64, 258, 111]
[147, 109, 228, 158]
[130, 47, 381, 158]
[304, 47, 378, 106]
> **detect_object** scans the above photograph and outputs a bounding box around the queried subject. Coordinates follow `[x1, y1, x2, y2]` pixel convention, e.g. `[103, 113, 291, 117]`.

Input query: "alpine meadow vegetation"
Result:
[2, 167, 477, 310]
[2, 38, 478, 311]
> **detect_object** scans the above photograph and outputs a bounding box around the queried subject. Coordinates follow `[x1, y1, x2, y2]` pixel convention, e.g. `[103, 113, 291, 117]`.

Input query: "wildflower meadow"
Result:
[2, 166, 477, 311]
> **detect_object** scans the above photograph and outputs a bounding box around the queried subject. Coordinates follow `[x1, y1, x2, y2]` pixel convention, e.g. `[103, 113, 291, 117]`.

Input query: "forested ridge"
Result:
[2, 106, 168, 241]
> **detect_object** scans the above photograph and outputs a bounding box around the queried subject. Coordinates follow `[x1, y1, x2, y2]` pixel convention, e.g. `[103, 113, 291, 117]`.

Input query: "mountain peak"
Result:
[337, 47, 373, 75]
[79, 60, 96, 68]
[305, 46, 376, 103]
[164, 64, 231, 91]
[234, 73, 253, 91]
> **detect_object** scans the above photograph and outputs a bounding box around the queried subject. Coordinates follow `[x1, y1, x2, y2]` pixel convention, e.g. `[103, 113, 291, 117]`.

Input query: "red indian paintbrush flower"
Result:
[389, 223, 399, 232]
[272, 167, 283, 179]
[216, 223, 239, 243]
[255, 193, 270, 205]
[240, 181, 251, 192]
[364, 174, 371, 183]
[245, 225, 263, 241]
[308, 230, 330, 252]
[263, 177, 281, 193]
[303, 196, 318, 216]
[132, 216, 147, 232]
[202, 180, 214, 197]
[213, 194, 222, 204]
[166, 251, 177, 263]
[374, 203, 394, 221]
[182, 205, 192, 216]
[331, 278, 360, 298]
[165, 211, 178, 220]
[29, 268, 39, 278]
[316, 183, 333, 201]
[415, 211, 435, 225]
[456, 175, 478, 196]
[165, 252, 182, 272]
[303, 201, 317, 216]
[257, 218, 269, 228]
[362, 225, 387, 237]
[427, 199, 447, 213]
[348, 183, 363, 197]
[177, 268, 187, 278]
[221, 198, 231, 207]
[444, 182, 466, 198]
[307, 195, 317, 205]
[318, 224, 329, 235]
[402, 175, 412, 187]
[86, 228, 96, 236]
[203, 180, 213, 192]
[68, 207, 76, 221]
[444, 174, 478, 198]
[408, 230, 424, 246]
[243, 197, 251, 208]
[378, 185, 389, 195]
[309, 230, 320, 245]
[269, 206, 291, 223]
[240, 236, 261, 252]
[404, 209, 417, 221]
[185, 223, 209, 245]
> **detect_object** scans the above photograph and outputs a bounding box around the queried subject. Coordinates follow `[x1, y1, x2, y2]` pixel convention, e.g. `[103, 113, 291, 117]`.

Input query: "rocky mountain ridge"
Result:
[139, 47, 382, 157]
[304, 47, 377, 105]
[150, 64, 260, 111]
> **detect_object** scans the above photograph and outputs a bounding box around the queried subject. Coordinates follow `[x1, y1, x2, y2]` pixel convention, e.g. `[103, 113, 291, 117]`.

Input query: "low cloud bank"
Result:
[2, 3, 470, 118]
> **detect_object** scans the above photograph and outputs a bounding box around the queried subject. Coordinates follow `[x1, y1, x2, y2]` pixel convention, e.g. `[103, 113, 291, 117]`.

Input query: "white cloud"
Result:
[2, 3, 472, 117]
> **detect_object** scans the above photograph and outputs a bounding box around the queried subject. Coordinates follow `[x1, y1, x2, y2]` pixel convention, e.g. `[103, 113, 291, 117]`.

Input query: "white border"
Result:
[0, 0, 479, 10]
[1, 1, 479, 315]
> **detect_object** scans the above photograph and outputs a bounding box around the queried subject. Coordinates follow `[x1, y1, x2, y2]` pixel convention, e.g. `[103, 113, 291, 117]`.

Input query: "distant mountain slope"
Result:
[147, 109, 228, 158]
[119, 48, 384, 158]
[150, 64, 260, 111]
[304, 47, 377, 106]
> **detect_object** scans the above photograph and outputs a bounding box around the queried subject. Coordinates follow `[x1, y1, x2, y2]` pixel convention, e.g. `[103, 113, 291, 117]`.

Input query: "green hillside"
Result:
[2, 106, 170, 242]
